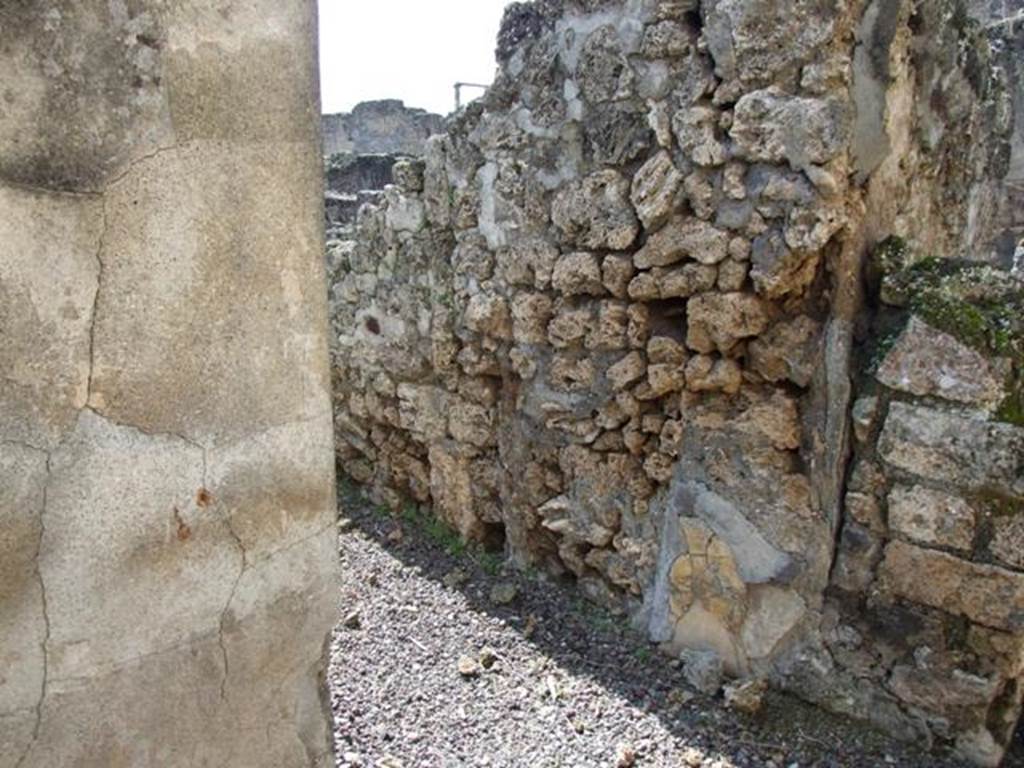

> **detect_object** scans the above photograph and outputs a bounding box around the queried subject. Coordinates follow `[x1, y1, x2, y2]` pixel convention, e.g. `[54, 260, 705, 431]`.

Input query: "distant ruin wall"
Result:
[328, 0, 1023, 764]
[322, 99, 445, 156]
[0, 2, 338, 766]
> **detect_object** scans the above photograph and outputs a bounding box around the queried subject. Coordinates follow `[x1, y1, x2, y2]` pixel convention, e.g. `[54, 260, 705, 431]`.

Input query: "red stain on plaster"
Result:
[173, 507, 192, 542]
[196, 488, 212, 507]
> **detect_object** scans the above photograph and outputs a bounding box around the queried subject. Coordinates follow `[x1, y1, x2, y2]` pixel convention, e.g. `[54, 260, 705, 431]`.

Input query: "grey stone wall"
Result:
[328, 0, 1023, 764]
[322, 100, 445, 156]
[0, 2, 338, 766]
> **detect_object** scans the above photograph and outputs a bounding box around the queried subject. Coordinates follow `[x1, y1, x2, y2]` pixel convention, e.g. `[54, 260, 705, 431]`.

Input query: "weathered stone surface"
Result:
[686, 292, 770, 354]
[602, 254, 635, 298]
[991, 514, 1024, 571]
[878, 541, 1024, 631]
[465, 292, 512, 338]
[608, 351, 647, 390]
[552, 252, 605, 296]
[702, 0, 838, 92]
[673, 106, 727, 167]
[749, 230, 819, 300]
[512, 293, 554, 344]
[576, 25, 634, 104]
[888, 484, 976, 551]
[552, 170, 640, 249]
[876, 317, 1010, 409]
[732, 89, 850, 169]
[748, 316, 821, 387]
[630, 151, 683, 231]
[878, 403, 1024, 497]
[429, 442, 483, 541]
[634, 215, 730, 268]
[685, 355, 742, 394]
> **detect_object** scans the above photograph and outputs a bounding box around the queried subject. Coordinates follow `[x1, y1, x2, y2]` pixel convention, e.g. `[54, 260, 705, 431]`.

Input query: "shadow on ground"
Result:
[332, 480, 1023, 768]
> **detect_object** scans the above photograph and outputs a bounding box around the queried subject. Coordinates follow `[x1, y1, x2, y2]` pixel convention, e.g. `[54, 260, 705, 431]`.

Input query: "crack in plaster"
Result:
[15, 451, 52, 768]
[84, 197, 108, 408]
[0, 144, 180, 199]
[82, 405, 205, 455]
[206, 440, 249, 705]
[102, 144, 180, 191]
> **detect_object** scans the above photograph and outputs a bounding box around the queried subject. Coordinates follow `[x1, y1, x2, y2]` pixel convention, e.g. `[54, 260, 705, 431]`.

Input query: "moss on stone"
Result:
[875, 241, 1024, 424]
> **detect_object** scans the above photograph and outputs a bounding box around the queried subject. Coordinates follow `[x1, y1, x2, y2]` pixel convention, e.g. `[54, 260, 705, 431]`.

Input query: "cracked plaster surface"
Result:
[0, 2, 338, 765]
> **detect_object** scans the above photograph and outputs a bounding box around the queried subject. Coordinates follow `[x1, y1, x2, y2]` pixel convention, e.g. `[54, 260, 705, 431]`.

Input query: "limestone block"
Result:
[851, 396, 881, 443]
[538, 495, 615, 547]
[398, 384, 450, 441]
[633, 215, 730, 268]
[448, 400, 496, 448]
[685, 355, 742, 394]
[717, 258, 749, 291]
[739, 585, 806, 662]
[464, 291, 512, 339]
[585, 301, 629, 351]
[660, 263, 719, 298]
[991, 515, 1024, 571]
[732, 89, 850, 168]
[627, 303, 651, 348]
[552, 170, 639, 250]
[879, 540, 1024, 631]
[876, 317, 1010, 409]
[498, 239, 559, 289]
[608, 351, 647, 390]
[429, 442, 483, 541]
[680, 647, 725, 694]
[511, 292, 554, 344]
[750, 229, 820, 300]
[733, 390, 801, 451]
[640, 20, 692, 59]
[630, 150, 683, 231]
[702, 0, 837, 91]
[548, 304, 595, 348]
[384, 189, 426, 233]
[552, 251, 605, 296]
[602, 254, 635, 298]
[844, 491, 885, 534]
[647, 336, 688, 365]
[686, 292, 770, 354]
[576, 25, 634, 103]
[878, 403, 1024, 497]
[673, 106, 727, 166]
[888, 484, 976, 552]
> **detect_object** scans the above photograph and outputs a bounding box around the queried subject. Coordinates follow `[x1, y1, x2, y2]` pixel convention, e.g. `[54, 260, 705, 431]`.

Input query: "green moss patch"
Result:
[874, 238, 1024, 424]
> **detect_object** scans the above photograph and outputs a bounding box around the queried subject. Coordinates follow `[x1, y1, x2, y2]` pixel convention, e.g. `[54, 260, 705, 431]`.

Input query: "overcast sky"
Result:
[317, 0, 511, 117]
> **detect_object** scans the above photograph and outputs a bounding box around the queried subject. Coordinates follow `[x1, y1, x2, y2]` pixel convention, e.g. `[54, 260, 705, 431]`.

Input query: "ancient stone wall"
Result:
[1, 2, 338, 766]
[328, 0, 1023, 763]
[322, 99, 445, 156]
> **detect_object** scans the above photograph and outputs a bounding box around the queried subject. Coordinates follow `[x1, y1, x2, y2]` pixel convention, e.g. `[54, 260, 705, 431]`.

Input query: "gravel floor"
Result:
[329, 489, 1023, 768]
